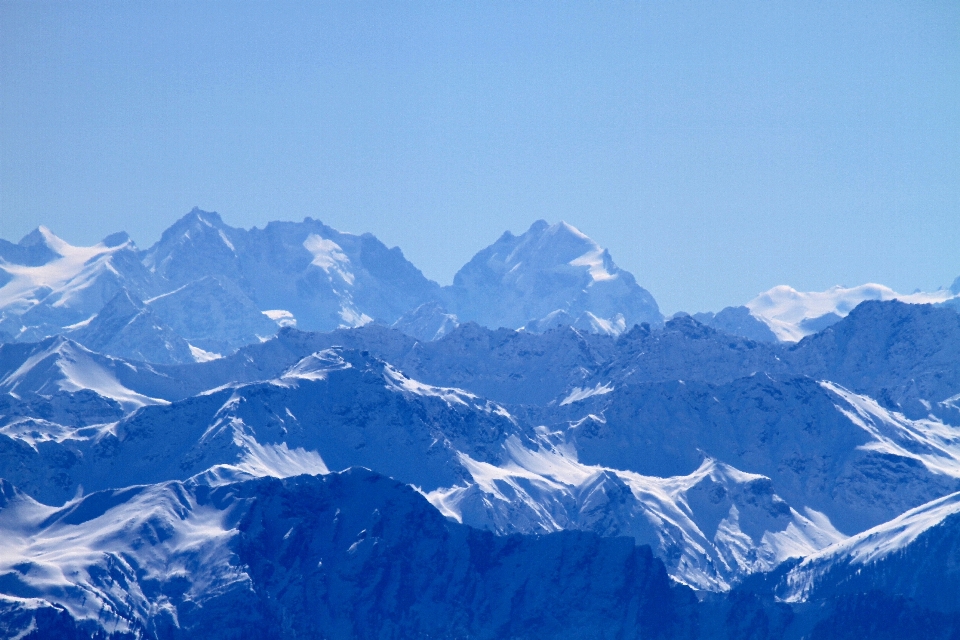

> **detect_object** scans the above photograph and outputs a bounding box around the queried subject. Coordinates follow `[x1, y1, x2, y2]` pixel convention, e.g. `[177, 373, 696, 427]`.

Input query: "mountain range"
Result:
[2, 210, 960, 638]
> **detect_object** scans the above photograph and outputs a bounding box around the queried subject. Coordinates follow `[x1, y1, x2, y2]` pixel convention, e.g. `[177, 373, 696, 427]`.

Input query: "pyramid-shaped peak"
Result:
[102, 287, 147, 313]
[448, 219, 661, 331]
[19, 226, 69, 253]
[526, 219, 551, 234]
[547, 220, 592, 242]
[18, 227, 49, 247]
[185, 207, 225, 226]
[492, 220, 605, 268]
[522, 219, 596, 245]
[156, 208, 228, 241]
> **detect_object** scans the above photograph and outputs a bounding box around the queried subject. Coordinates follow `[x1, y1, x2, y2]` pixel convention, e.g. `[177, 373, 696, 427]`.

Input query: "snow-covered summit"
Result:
[0, 227, 157, 342]
[0, 211, 672, 352]
[143, 209, 441, 332]
[745, 283, 956, 342]
[443, 220, 661, 332]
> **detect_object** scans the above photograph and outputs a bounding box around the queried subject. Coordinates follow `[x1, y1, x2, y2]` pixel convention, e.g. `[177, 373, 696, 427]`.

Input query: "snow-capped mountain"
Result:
[0, 211, 671, 365]
[0, 227, 160, 343]
[67, 289, 196, 365]
[741, 283, 956, 342]
[442, 220, 662, 333]
[776, 489, 960, 610]
[426, 441, 844, 591]
[391, 301, 459, 342]
[7, 303, 960, 594]
[0, 469, 698, 639]
[4, 212, 960, 637]
[0, 336, 170, 413]
[142, 209, 443, 333]
[144, 275, 279, 355]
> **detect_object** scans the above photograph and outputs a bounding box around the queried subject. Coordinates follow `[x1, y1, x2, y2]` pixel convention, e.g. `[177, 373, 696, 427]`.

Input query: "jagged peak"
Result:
[19, 225, 69, 256]
[185, 207, 225, 227]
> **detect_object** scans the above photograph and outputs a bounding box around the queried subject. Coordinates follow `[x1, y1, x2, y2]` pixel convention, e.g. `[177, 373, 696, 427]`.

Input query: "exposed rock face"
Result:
[0, 470, 698, 640]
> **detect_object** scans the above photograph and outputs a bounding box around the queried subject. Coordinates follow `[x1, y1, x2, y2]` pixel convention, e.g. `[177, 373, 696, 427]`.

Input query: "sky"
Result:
[1, 1, 958, 314]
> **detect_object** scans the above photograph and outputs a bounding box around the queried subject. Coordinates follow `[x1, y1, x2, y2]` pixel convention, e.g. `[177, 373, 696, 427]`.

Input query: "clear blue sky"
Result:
[1, 1, 958, 313]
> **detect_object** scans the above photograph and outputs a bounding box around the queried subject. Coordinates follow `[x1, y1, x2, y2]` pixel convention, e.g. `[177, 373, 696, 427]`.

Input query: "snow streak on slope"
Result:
[0, 338, 167, 411]
[0, 228, 118, 314]
[560, 382, 614, 406]
[746, 284, 955, 342]
[823, 381, 960, 478]
[0, 470, 699, 639]
[278, 349, 353, 382]
[231, 433, 330, 478]
[782, 490, 960, 603]
[0, 479, 243, 634]
[303, 234, 355, 284]
[427, 436, 845, 590]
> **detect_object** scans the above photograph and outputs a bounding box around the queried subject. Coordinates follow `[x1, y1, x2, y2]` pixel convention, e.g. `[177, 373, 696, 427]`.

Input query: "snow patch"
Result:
[0, 229, 134, 315]
[569, 248, 616, 282]
[560, 382, 614, 406]
[338, 305, 372, 328]
[747, 284, 956, 342]
[262, 309, 296, 328]
[303, 234, 355, 285]
[822, 381, 960, 478]
[383, 365, 474, 407]
[189, 344, 222, 363]
[0, 340, 168, 412]
[234, 436, 330, 478]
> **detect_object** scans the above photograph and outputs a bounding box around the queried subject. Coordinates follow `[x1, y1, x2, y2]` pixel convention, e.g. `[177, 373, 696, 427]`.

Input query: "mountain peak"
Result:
[101, 231, 133, 248]
[19, 225, 69, 256]
[446, 220, 661, 332]
[746, 283, 956, 342]
[185, 207, 225, 227]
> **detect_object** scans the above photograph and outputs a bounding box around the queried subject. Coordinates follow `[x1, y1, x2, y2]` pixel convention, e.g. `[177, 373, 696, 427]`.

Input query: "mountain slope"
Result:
[745, 284, 956, 342]
[143, 209, 442, 332]
[145, 275, 279, 354]
[443, 220, 662, 332]
[777, 490, 960, 614]
[68, 289, 196, 365]
[0, 228, 160, 342]
[0, 469, 698, 639]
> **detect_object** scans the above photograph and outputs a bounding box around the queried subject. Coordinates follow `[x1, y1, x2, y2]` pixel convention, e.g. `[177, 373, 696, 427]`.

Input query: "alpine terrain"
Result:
[2, 210, 960, 638]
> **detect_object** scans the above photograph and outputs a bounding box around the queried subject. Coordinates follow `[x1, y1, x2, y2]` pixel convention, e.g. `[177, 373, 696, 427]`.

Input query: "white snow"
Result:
[576, 311, 626, 335]
[0, 339, 168, 411]
[338, 305, 372, 328]
[383, 364, 475, 407]
[823, 381, 960, 478]
[279, 350, 352, 383]
[426, 437, 845, 591]
[569, 248, 616, 282]
[262, 309, 296, 327]
[560, 382, 614, 406]
[0, 227, 135, 316]
[189, 344, 222, 363]
[217, 230, 235, 252]
[233, 435, 330, 478]
[0, 480, 246, 631]
[783, 491, 960, 603]
[303, 234, 355, 285]
[746, 284, 956, 342]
